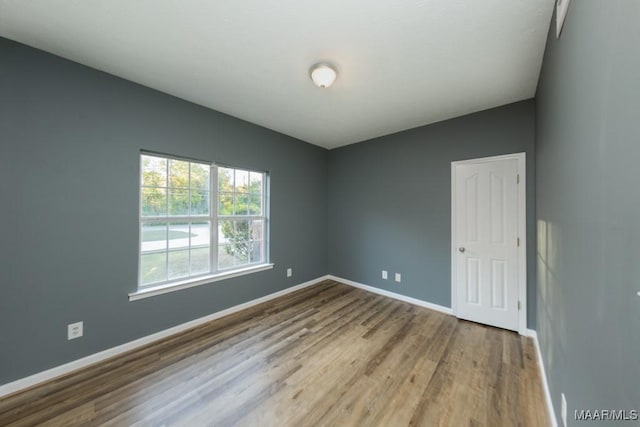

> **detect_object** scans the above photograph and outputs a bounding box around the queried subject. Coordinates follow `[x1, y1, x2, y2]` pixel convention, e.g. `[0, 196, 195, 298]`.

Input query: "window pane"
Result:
[218, 244, 248, 267]
[218, 193, 233, 216]
[141, 222, 167, 252]
[168, 188, 189, 216]
[168, 249, 189, 280]
[248, 194, 262, 215]
[250, 241, 263, 263]
[191, 222, 210, 247]
[235, 194, 249, 215]
[234, 220, 250, 242]
[219, 220, 250, 245]
[235, 170, 249, 192]
[191, 190, 210, 216]
[190, 246, 210, 275]
[140, 252, 167, 285]
[219, 220, 233, 244]
[141, 155, 167, 188]
[218, 244, 235, 269]
[168, 222, 190, 249]
[141, 188, 167, 216]
[233, 243, 249, 265]
[168, 159, 189, 188]
[190, 163, 210, 191]
[218, 167, 234, 192]
[249, 172, 262, 194]
[250, 220, 264, 241]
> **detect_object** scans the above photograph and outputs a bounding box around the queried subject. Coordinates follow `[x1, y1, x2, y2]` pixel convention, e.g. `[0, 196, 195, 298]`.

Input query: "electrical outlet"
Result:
[382, 270, 388, 280]
[287, 268, 292, 278]
[68, 321, 83, 340]
[561, 393, 567, 427]
[395, 273, 401, 283]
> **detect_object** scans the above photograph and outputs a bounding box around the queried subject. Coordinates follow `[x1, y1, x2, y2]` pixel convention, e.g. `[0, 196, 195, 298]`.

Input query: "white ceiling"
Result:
[0, 0, 554, 149]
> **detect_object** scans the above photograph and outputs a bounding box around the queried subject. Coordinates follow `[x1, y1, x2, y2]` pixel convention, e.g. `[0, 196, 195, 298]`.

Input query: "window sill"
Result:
[129, 263, 275, 301]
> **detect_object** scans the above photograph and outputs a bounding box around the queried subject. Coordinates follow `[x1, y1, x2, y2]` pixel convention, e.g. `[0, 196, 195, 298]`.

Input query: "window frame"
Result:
[132, 152, 272, 301]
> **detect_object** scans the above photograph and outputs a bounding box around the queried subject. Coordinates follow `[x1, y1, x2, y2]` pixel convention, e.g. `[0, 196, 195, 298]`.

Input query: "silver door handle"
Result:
[459, 247, 465, 253]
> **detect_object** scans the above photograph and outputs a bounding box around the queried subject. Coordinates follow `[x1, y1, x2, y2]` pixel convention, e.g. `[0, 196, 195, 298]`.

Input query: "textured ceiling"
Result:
[0, 0, 554, 149]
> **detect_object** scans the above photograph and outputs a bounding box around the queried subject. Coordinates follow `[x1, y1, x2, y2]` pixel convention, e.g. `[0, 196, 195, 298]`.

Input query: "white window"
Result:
[138, 153, 269, 291]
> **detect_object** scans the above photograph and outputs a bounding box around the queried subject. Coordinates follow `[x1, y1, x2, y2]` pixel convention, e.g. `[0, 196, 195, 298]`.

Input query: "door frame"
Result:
[450, 152, 527, 335]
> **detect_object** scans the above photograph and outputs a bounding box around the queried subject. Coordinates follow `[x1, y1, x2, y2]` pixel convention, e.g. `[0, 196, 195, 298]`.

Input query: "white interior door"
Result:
[452, 156, 522, 332]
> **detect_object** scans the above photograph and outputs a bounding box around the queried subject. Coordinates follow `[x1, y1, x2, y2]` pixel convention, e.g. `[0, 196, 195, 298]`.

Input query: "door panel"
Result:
[491, 259, 507, 309]
[465, 174, 479, 242]
[454, 158, 519, 331]
[490, 172, 506, 244]
[466, 257, 480, 305]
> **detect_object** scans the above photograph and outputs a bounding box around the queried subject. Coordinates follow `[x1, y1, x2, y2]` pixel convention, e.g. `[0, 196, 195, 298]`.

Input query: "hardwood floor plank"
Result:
[0, 281, 550, 426]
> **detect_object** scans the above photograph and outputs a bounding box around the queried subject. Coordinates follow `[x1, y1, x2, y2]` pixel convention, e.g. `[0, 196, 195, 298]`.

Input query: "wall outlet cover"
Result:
[382, 270, 388, 280]
[286, 268, 292, 278]
[395, 273, 401, 283]
[68, 321, 83, 340]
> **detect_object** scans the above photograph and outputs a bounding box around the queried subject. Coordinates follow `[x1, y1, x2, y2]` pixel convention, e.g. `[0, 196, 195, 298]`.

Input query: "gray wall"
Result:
[536, 1, 640, 423]
[328, 100, 536, 327]
[0, 37, 328, 385]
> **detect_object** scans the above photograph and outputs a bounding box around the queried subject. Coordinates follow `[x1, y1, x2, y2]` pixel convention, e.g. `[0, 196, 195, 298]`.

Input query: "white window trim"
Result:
[135, 152, 270, 300]
[129, 262, 275, 301]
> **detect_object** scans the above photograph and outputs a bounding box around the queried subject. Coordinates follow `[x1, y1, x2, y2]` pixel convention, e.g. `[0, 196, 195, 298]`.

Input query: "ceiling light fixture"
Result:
[310, 63, 337, 88]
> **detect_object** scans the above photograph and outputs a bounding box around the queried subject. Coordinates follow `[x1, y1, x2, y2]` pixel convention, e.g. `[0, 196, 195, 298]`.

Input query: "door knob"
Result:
[459, 247, 465, 253]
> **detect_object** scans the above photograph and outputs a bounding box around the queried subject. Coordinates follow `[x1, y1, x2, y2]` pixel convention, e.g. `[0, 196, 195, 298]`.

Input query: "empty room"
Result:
[1, 1, 638, 426]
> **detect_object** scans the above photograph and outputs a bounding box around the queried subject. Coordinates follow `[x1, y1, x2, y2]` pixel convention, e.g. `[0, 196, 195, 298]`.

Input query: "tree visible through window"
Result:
[139, 153, 268, 288]
[217, 167, 265, 270]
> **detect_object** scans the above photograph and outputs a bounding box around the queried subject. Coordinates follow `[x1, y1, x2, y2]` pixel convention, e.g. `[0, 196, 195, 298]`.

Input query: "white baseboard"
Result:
[1, 273, 554, 427]
[527, 329, 558, 427]
[327, 275, 454, 315]
[0, 275, 330, 398]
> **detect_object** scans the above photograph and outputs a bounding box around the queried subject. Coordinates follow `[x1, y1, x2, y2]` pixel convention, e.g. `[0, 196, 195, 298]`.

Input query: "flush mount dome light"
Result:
[310, 63, 337, 88]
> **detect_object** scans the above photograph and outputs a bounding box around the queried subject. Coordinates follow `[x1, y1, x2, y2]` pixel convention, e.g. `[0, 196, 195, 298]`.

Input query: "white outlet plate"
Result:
[382, 270, 388, 280]
[286, 268, 292, 278]
[561, 393, 567, 427]
[68, 321, 83, 340]
[395, 273, 401, 283]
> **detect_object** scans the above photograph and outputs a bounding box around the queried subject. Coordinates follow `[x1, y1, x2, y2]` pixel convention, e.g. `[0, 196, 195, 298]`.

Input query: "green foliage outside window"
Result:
[218, 168, 263, 263]
[141, 156, 210, 216]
